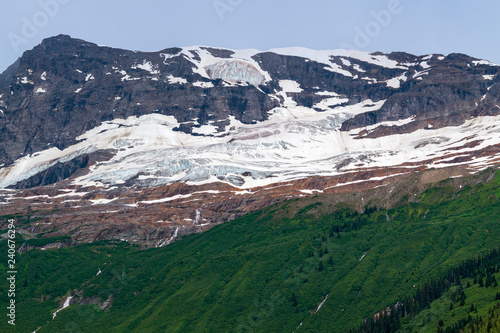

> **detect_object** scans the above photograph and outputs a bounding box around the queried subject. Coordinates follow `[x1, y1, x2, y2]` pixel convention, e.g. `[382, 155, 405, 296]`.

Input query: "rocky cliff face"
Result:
[341, 53, 500, 134]
[0, 35, 499, 247]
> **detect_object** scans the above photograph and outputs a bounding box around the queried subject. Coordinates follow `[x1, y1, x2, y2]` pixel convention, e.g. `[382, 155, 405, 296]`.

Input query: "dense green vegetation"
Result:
[0, 169, 499, 332]
[349, 248, 500, 332]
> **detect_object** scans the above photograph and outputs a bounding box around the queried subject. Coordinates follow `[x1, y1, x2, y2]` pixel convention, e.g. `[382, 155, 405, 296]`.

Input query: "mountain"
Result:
[1, 35, 500, 246]
[1, 169, 499, 332]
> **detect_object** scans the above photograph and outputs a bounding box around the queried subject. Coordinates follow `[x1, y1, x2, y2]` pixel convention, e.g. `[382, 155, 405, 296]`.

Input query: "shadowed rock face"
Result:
[7, 150, 115, 189]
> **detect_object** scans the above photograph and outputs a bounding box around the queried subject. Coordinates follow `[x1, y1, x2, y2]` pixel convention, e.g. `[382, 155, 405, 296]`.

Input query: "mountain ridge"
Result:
[0, 34, 499, 246]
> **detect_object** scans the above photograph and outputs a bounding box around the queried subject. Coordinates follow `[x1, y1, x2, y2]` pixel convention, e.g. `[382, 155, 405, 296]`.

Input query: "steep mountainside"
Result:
[0, 35, 500, 245]
[1, 169, 499, 332]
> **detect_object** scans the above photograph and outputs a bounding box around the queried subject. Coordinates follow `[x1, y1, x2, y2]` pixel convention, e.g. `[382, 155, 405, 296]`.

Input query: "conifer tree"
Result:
[291, 292, 298, 307]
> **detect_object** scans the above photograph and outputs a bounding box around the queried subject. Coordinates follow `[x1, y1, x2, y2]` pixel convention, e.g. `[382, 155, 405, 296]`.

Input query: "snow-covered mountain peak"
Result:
[0, 35, 499, 191]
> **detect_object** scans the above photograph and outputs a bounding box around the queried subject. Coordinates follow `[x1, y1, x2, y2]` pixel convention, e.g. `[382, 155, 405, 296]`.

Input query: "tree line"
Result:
[348, 247, 500, 333]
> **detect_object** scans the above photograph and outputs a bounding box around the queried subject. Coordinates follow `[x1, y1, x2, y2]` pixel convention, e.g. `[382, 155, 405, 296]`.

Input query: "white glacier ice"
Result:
[2, 101, 500, 190]
[206, 60, 265, 85]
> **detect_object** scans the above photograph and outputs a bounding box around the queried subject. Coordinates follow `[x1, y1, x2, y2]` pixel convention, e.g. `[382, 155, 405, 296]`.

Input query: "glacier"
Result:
[2, 97, 500, 190]
[206, 60, 265, 85]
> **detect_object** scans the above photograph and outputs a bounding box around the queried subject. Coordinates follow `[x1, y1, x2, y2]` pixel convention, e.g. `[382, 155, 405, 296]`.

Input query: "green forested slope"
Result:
[1, 169, 499, 332]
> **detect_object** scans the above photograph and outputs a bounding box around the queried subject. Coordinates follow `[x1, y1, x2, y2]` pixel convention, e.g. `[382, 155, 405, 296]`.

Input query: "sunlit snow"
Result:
[167, 75, 187, 85]
[192, 81, 214, 88]
[132, 60, 160, 75]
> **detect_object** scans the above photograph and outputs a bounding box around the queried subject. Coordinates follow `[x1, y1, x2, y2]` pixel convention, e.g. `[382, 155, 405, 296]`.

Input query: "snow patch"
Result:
[52, 296, 72, 319]
[386, 73, 407, 88]
[340, 58, 351, 66]
[413, 69, 431, 79]
[160, 51, 182, 64]
[316, 91, 340, 96]
[141, 194, 193, 204]
[267, 47, 404, 70]
[353, 64, 366, 72]
[167, 75, 187, 85]
[234, 190, 252, 195]
[420, 61, 430, 69]
[279, 80, 303, 93]
[90, 198, 117, 205]
[116, 70, 140, 81]
[299, 189, 324, 194]
[324, 63, 353, 77]
[132, 60, 160, 75]
[192, 123, 218, 135]
[313, 96, 349, 110]
[276, 80, 303, 108]
[121, 75, 140, 81]
[20, 77, 33, 84]
[473, 60, 499, 66]
[357, 116, 416, 137]
[192, 81, 214, 88]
